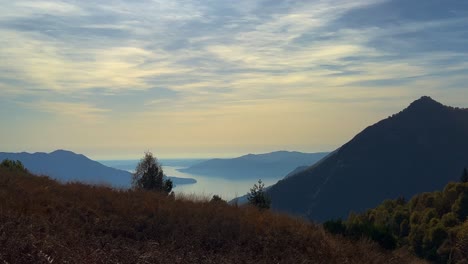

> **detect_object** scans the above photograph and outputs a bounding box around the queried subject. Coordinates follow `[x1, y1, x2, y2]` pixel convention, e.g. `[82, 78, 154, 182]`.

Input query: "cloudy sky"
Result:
[1, 0, 468, 159]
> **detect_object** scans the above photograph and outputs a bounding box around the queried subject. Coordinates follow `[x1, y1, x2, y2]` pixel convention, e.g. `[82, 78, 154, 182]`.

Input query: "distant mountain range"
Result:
[179, 151, 329, 179]
[100, 159, 208, 172]
[268, 96, 468, 222]
[0, 150, 196, 188]
[0, 150, 131, 187]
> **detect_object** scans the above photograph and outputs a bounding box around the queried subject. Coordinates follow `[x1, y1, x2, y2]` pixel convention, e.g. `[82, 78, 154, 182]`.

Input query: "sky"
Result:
[1, 0, 468, 159]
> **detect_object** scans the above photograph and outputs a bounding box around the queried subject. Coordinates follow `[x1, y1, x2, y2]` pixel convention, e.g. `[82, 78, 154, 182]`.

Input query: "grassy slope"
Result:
[0, 167, 424, 264]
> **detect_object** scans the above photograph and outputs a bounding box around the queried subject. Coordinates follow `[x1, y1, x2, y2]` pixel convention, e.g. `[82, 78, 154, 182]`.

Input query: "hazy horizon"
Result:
[1, 148, 328, 161]
[1, 1, 468, 159]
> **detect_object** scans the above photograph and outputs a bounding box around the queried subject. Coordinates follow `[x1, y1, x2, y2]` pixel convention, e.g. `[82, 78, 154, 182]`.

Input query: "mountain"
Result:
[231, 165, 310, 205]
[0, 150, 196, 188]
[284, 166, 309, 179]
[0, 150, 132, 187]
[268, 96, 468, 222]
[179, 151, 329, 179]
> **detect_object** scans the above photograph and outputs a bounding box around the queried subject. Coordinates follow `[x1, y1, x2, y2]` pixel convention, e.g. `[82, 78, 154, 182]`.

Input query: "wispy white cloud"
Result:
[0, 1, 85, 19]
[27, 101, 110, 123]
[1, 0, 468, 156]
[0, 29, 191, 93]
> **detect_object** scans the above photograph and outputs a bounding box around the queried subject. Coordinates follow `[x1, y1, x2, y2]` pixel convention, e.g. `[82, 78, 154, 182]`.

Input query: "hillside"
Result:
[268, 96, 468, 221]
[179, 151, 329, 179]
[0, 164, 423, 263]
[284, 166, 309, 179]
[324, 180, 468, 263]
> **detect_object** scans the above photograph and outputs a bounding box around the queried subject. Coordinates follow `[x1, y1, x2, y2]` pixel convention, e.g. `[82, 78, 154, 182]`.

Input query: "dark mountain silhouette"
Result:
[179, 151, 329, 179]
[268, 96, 468, 222]
[230, 165, 309, 205]
[284, 166, 309, 179]
[0, 150, 196, 188]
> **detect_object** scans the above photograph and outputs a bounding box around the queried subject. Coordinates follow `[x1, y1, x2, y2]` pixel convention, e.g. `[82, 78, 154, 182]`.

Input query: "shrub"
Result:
[247, 179, 271, 210]
[0, 159, 27, 172]
[323, 219, 346, 235]
[210, 195, 226, 204]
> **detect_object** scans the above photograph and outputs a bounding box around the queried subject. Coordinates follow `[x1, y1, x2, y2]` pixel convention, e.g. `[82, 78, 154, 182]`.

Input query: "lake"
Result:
[100, 159, 283, 201]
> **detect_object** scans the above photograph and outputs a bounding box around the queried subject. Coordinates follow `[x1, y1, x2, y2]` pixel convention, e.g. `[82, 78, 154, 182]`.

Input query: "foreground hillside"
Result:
[268, 96, 468, 221]
[0, 165, 422, 263]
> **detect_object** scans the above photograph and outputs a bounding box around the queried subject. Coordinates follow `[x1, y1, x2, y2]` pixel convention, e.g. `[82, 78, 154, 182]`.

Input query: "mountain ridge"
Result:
[268, 96, 468, 222]
[0, 150, 132, 187]
[179, 151, 330, 179]
[0, 150, 197, 188]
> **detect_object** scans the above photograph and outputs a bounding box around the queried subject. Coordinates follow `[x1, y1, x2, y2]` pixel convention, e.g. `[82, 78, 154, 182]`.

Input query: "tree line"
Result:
[324, 170, 468, 263]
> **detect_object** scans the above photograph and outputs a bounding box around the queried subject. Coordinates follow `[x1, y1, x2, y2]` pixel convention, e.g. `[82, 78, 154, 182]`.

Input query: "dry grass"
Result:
[0, 167, 425, 263]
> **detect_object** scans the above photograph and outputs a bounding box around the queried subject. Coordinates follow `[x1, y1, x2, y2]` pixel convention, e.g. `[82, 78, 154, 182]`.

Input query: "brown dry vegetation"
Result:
[0, 167, 425, 263]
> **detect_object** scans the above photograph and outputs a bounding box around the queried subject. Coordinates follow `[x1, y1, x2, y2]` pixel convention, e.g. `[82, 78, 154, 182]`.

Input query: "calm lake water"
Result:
[100, 159, 283, 201]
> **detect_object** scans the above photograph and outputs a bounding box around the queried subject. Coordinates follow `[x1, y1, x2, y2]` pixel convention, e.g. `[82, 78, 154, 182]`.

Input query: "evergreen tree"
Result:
[210, 195, 226, 204]
[132, 152, 173, 194]
[247, 179, 271, 210]
[322, 179, 468, 262]
[453, 193, 468, 221]
[461, 167, 468, 183]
